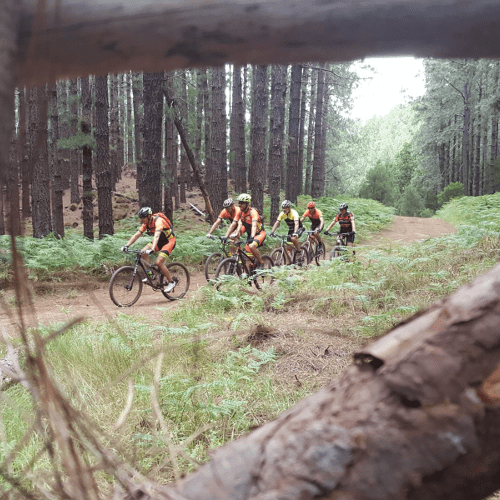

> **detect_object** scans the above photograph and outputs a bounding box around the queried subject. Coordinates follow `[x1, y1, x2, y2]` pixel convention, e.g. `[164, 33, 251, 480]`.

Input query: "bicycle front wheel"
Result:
[214, 257, 240, 289]
[252, 255, 275, 290]
[271, 247, 286, 266]
[330, 247, 347, 260]
[301, 242, 313, 264]
[204, 252, 223, 282]
[314, 242, 326, 266]
[109, 266, 143, 307]
[160, 262, 190, 300]
[293, 247, 308, 267]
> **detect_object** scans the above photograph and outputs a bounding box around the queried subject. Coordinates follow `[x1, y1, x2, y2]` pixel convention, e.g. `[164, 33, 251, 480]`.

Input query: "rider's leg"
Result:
[156, 239, 175, 282]
[291, 234, 301, 252]
[141, 244, 153, 267]
[247, 232, 265, 265]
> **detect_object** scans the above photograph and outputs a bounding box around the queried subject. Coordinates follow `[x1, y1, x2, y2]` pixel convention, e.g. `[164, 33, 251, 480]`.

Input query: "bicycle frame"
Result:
[127, 249, 161, 288]
[271, 234, 296, 265]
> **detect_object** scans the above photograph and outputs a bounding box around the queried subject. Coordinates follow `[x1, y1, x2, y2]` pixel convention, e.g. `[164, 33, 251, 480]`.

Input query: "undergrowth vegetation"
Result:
[2, 194, 500, 490]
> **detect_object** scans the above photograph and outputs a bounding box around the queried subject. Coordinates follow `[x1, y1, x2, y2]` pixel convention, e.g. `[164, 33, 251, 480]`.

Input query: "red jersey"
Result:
[302, 208, 323, 220]
[218, 206, 240, 222]
[235, 206, 263, 234]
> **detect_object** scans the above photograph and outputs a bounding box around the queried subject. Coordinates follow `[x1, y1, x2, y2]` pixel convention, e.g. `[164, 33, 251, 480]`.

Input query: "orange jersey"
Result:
[334, 211, 355, 229]
[139, 213, 173, 238]
[302, 208, 323, 220]
[235, 206, 263, 234]
[218, 206, 240, 222]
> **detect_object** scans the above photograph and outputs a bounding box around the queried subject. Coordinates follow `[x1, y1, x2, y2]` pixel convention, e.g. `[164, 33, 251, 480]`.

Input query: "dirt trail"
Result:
[0, 216, 456, 337]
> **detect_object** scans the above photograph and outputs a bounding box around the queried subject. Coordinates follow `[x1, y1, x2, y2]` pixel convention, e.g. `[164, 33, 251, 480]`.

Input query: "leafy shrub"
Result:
[396, 186, 424, 216]
[437, 182, 464, 206]
[358, 161, 399, 207]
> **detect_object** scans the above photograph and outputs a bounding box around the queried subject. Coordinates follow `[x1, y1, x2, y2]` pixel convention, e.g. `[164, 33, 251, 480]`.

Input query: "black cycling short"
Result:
[340, 230, 355, 244]
[310, 219, 321, 231]
[287, 226, 304, 242]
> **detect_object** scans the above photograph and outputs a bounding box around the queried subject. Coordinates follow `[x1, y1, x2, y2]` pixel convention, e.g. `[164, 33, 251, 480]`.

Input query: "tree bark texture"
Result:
[15, 0, 500, 88]
[298, 66, 308, 196]
[126, 261, 500, 500]
[30, 85, 52, 238]
[50, 83, 64, 238]
[268, 65, 287, 223]
[311, 65, 325, 198]
[305, 69, 317, 196]
[249, 65, 268, 215]
[81, 75, 94, 240]
[132, 72, 143, 190]
[95, 74, 114, 238]
[69, 78, 80, 203]
[285, 64, 302, 204]
[179, 71, 188, 202]
[141, 72, 164, 212]
[208, 66, 227, 214]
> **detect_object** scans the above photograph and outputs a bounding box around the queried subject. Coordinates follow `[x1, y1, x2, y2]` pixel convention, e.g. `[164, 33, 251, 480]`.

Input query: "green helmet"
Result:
[237, 193, 252, 203]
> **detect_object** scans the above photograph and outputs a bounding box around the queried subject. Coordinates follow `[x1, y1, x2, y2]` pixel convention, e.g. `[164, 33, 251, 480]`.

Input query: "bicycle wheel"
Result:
[204, 252, 223, 282]
[271, 247, 286, 266]
[109, 266, 143, 307]
[214, 257, 241, 289]
[252, 255, 275, 290]
[330, 247, 347, 260]
[159, 262, 190, 300]
[314, 242, 326, 266]
[300, 242, 313, 265]
[292, 247, 308, 267]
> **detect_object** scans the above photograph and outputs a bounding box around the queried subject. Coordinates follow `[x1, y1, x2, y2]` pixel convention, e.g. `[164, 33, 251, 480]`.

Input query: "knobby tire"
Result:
[204, 252, 223, 282]
[252, 255, 275, 290]
[160, 262, 190, 300]
[109, 265, 143, 307]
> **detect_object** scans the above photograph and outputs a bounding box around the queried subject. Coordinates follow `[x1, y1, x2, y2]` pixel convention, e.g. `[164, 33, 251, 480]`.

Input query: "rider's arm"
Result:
[251, 219, 258, 239]
[225, 220, 237, 238]
[293, 219, 299, 233]
[319, 216, 325, 231]
[325, 219, 336, 232]
[270, 220, 280, 233]
[125, 230, 143, 247]
[207, 217, 222, 235]
[351, 218, 356, 233]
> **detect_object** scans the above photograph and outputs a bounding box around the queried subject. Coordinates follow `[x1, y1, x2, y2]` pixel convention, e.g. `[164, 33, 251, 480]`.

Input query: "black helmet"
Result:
[137, 207, 152, 218]
[339, 203, 348, 211]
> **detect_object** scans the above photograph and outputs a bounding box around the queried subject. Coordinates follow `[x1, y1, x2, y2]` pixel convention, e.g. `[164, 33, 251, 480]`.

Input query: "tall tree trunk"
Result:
[305, 68, 317, 196]
[109, 73, 120, 187]
[473, 85, 481, 197]
[235, 67, 247, 194]
[298, 65, 308, 196]
[311, 64, 325, 198]
[30, 85, 52, 238]
[132, 72, 143, 190]
[229, 64, 242, 185]
[249, 65, 268, 215]
[19, 87, 30, 221]
[269, 64, 287, 223]
[69, 78, 80, 203]
[81, 75, 94, 240]
[95, 75, 114, 238]
[164, 72, 175, 221]
[286, 64, 302, 203]
[202, 69, 211, 189]
[195, 69, 204, 165]
[209, 66, 228, 213]
[50, 83, 64, 238]
[320, 66, 331, 194]
[126, 72, 134, 165]
[462, 80, 471, 194]
[179, 70, 188, 202]
[6, 125, 20, 235]
[141, 72, 164, 212]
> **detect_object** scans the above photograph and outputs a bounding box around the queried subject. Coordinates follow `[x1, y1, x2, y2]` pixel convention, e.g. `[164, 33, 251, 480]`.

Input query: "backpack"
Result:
[146, 212, 174, 237]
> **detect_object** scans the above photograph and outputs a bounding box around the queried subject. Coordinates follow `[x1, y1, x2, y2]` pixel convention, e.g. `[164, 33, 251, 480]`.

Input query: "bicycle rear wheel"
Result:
[271, 247, 286, 266]
[314, 242, 326, 266]
[252, 255, 275, 289]
[109, 266, 143, 307]
[204, 252, 223, 282]
[330, 247, 348, 260]
[159, 262, 190, 300]
[301, 242, 313, 264]
[292, 247, 308, 267]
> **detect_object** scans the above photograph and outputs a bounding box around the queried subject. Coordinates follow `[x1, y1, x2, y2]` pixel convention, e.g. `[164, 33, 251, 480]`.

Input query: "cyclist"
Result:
[324, 202, 356, 248]
[206, 198, 244, 252]
[121, 207, 177, 292]
[269, 200, 304, 257]
[225, 193, 265, 267]
[300, 201, 324, 245]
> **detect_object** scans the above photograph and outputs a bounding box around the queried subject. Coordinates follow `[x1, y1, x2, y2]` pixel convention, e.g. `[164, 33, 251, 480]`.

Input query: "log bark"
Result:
[15, 0, 500, 87]
[127, 262, 500, 500]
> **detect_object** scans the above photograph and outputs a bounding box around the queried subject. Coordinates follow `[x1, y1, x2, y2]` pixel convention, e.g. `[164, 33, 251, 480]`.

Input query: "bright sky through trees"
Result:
[350, 57, 425, 122]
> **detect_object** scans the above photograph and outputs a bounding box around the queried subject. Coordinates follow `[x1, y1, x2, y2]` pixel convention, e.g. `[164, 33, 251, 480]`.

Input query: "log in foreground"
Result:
[16, 0, 500, 86]
[147, 262, 500, 500]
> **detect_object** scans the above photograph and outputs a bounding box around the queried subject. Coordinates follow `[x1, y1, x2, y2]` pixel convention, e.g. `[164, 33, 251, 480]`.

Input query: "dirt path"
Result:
[1, 216, 457, 337]
[361, 215, 456, 246]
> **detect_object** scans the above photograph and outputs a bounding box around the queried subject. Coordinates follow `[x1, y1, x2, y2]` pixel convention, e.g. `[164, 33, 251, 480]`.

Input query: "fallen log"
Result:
[138, 262, 500, 500]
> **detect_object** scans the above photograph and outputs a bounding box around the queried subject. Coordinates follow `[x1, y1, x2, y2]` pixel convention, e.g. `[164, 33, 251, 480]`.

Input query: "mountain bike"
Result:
[324, 231, 355, 261]
[300, 230, 326, 266]
[205, 235, 232, 282]
[270, 234, 308, 267]
[109, 249, 190, 307]
[214, 240, 274, 290]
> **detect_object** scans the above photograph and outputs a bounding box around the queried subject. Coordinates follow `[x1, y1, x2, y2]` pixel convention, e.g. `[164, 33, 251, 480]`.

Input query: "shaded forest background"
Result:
[2, 58, 500, 239]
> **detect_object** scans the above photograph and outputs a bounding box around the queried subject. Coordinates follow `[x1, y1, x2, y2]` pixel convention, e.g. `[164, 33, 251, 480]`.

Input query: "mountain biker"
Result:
[121, 207, 177, 292]
[206, 198, 244, 252]
[300, 201, 324, 245]
[225, 193, 265, 267]
[270, 200, 304, 256]
[324, 202, 356, 248]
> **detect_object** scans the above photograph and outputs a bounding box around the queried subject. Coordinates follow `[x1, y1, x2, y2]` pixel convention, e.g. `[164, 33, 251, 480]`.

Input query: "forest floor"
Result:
[0, 168, 456, 388]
